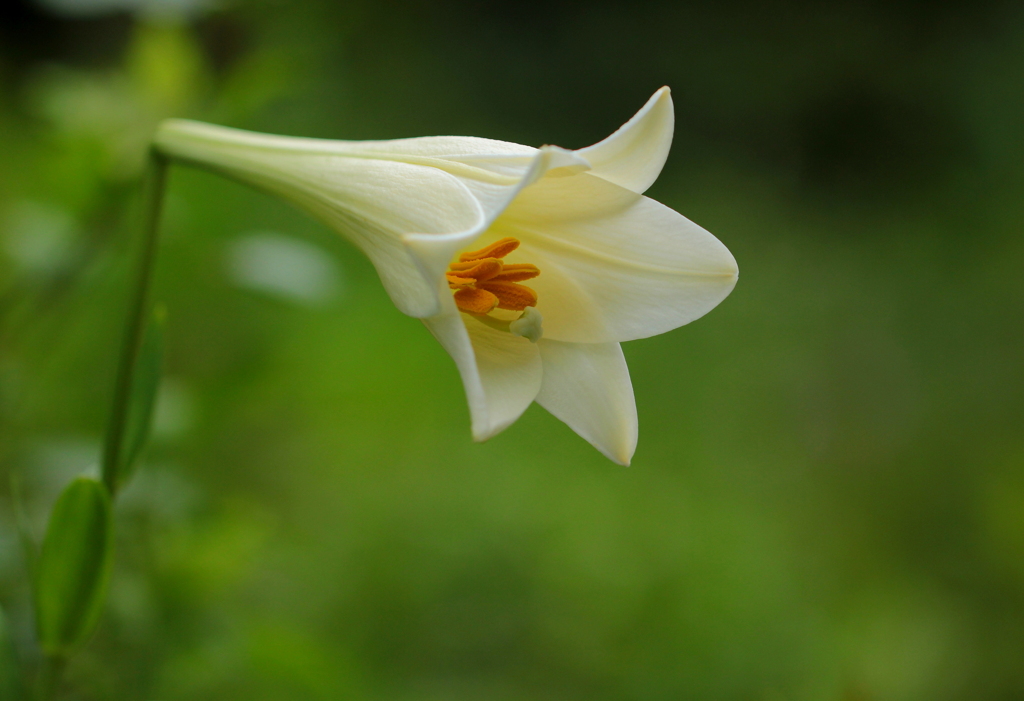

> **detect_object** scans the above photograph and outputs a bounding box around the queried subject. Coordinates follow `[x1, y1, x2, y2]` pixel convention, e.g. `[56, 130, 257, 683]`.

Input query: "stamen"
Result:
[489, 264, 540, 282]
[446, 273, 475, 289]
[447, 236, 541, 322]
[477, 280, 538, 311]
[458, 237, 520, 262]
[454, 287, 499, 314]
[447, 258, 503, 280]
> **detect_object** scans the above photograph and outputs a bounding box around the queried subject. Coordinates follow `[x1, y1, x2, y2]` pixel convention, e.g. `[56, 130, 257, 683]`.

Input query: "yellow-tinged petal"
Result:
[576, 87, 674, 194]
[422, 295, 542, 441]
[320, 134, 537, 161]
[155, 124, 588, 319]
[493, 172, 738, 344]
[155, 120, 487, 318]
[401, 145, 589, 300]
[536, 340, 637, 466]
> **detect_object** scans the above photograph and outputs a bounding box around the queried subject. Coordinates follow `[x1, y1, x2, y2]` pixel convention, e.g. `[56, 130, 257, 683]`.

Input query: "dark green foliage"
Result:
[0, 606, 24, 701]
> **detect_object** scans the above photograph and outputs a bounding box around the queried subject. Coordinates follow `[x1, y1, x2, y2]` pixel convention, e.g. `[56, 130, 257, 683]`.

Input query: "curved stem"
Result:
[101, 151, 168, 495]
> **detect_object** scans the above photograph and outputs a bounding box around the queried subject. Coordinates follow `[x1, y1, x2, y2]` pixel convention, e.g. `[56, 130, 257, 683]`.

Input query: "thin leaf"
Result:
[33, 478, 113, 656]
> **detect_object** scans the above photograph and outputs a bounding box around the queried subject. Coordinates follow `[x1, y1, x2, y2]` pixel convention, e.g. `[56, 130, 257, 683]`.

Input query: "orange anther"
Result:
[447, 258, 503, 282]
[490, 263, 540, 283]
[477, 280, 538, 311]
[448, 237, 540, 317]
[446, 273, 476, 289]
[458, 237, 520, 262]
[454, 287, 499, 314]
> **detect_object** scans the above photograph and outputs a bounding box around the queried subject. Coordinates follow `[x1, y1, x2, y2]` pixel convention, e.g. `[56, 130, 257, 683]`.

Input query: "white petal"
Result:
[494, 172, 738, 343]
[156, 121, 591, 320]
[336, 134, 589, 181]
[332, 134, 537, 159]
[158, 124, 535, 161]
[422, 295, 542, 441]
[576, 87, 674, 194]
[156, 120, 486, 318]
[277, 156, 483, 318]
[536, 340, 637, 465]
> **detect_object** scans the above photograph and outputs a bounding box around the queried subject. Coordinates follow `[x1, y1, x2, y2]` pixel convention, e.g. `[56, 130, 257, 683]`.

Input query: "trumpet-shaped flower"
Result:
[154, 88, 738, 464]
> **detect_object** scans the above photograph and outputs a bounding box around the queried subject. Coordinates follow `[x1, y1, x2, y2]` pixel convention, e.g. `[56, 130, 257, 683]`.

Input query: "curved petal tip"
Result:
[576, 87, 675, 194]
[536, 340, 638, 466]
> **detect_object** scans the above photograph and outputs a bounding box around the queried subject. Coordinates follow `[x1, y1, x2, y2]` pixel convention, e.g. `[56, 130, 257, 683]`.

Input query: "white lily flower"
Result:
[154, 87, 738, 465]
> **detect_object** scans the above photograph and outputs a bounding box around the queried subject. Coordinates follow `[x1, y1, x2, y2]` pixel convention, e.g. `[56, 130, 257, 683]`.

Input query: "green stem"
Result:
[101, 151, 168, 495]
[35, 654, 65, 701]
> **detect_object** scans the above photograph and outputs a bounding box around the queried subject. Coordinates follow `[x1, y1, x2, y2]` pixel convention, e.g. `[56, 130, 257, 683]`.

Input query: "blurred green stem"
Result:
[34, 654, 65, 701]
[101, 151, 168, 495]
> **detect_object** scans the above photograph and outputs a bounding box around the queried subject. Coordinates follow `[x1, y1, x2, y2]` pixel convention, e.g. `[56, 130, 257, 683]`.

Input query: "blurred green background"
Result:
[2, 0, 1023, 698]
